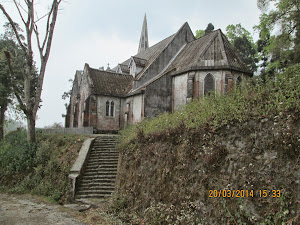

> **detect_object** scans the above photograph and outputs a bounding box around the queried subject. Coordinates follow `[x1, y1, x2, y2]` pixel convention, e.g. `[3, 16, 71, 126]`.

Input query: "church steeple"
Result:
[138, 14, 149, 53]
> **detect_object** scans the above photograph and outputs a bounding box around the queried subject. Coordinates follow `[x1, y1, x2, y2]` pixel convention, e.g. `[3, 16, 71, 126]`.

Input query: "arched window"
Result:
[236, 76, 242, 87]
[204, 73, 215, 95]
[106, 101, 110, 116]
[110, 101, 114, 117]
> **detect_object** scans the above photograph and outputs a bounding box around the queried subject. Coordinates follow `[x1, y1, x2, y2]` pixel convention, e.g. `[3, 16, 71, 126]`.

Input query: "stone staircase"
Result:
[75, 135, 119, 200]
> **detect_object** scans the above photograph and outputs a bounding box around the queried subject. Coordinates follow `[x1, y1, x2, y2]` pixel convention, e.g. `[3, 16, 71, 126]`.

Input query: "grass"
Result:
[0, 130, 89, 203]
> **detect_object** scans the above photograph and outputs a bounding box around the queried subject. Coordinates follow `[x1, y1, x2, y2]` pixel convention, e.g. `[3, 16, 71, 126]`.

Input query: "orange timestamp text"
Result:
[209, 189, 281, 198]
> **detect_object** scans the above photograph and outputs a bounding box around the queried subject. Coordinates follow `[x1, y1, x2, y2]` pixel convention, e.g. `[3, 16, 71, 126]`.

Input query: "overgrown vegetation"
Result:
[114, 66, 300, 224]
[0, 129, 87, 202]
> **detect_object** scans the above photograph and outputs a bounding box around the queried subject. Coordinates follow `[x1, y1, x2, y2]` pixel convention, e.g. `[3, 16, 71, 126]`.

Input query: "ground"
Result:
[0, 193, 85, 225]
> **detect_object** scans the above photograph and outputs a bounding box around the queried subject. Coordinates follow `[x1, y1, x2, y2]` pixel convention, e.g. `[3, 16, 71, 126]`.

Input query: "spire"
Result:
[138, 14, 149, 53]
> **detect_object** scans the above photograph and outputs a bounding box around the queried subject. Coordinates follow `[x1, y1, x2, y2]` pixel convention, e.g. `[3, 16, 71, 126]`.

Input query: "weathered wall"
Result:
[144, 73, 172, 118]
[173, 73, 188, 110]
[125, 94, 144, 124]
[77, 69, 92, 128]
[96, 95, 121, 132]
[69, 71, 82, 128]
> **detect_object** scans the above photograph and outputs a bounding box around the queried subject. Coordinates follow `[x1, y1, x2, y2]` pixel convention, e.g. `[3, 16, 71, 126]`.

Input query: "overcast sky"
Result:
[0, 0, 261, 128]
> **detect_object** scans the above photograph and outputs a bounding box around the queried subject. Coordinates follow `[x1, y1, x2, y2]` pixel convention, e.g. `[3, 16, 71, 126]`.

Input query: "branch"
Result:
[34, 12, 50, 23]
[4, 51, 27, 114]
[13, 0, 26, 25]
[33, 25, 43, 60]
[41, 3, 55, 52]
[33, 0, 61, 114]
[0, 4, 27, 52]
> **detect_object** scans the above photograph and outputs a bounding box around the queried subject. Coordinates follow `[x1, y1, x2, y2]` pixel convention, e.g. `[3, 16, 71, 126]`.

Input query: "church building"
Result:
[65, 15, 252, 133]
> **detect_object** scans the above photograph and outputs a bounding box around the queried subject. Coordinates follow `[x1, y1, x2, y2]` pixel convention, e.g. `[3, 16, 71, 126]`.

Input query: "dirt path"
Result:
[0, 193, 85, 225]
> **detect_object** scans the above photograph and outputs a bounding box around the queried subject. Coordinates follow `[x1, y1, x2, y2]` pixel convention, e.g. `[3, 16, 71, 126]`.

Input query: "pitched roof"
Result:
[166, 29, 251, 75]
[87, 65, 133, 96]
[118, 33, 176, 76]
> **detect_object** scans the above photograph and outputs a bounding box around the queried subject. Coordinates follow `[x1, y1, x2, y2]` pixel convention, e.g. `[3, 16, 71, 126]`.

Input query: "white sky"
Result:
[0, 0, 261, 128]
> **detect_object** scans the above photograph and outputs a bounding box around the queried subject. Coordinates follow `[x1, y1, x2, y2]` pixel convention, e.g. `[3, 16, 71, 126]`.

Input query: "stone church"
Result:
[65, 15, 252, 133]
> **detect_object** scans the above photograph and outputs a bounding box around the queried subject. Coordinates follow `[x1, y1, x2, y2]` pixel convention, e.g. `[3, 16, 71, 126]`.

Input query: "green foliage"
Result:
[226, 23, 254, 44]
[0, 130, 87, 202]
[226, 24, 258, 72]
[119, 64, 300, 148]
[195, 29, 205, 39]
[255, 0, 300, 75]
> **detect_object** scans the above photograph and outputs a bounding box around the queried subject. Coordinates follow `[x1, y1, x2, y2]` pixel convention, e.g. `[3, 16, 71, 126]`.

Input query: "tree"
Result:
[205, 23, 214, 34]
[0, 0, 62, 143]
[255, 0, 300, 73]
[0, 23, 26, 141]
[226, 24, 258, 72]
[195, 29, 205, 39]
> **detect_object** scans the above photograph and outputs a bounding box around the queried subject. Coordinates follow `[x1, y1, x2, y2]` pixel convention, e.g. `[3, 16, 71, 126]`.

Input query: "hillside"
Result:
[0, 130, 88, 203]
[113, 65, 300, 224]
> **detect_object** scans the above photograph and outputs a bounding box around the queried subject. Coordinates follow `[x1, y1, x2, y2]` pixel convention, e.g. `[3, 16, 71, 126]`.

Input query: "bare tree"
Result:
[0, 0, 62, 143]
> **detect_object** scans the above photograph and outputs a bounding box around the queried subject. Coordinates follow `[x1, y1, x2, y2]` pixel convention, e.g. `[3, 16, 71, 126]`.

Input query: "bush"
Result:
[0, 129, 87, 202]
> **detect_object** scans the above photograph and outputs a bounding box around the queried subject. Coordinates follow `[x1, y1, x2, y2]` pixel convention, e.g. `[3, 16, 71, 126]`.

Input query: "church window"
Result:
[204, 73, 215, 95]
[236, 76, 242, 87]
[110, 101, 114, 117]
[106, 101, 110, 116]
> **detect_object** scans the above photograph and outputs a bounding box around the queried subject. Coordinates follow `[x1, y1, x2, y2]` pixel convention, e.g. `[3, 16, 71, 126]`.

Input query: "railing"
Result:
[39, 127, 93, 135]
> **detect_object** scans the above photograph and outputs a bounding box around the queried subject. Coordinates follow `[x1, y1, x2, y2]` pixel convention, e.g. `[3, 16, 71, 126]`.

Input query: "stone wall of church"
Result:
[96, 96, 121, 132]
[173, 73, 188, 110]
[172, 70, 250, 111]
[144, 73, 172, 118]
[77, 72, 91, 128]
[124, 94, 144, 124]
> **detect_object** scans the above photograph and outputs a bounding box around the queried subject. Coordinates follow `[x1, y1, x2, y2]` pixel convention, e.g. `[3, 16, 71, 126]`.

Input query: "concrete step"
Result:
[85, 164, 117, 169]
[90, 151, 118, 154]
[80, 178, 116, 184]
[88, 156, 119, 160]
[89, 156, 118, 159]
[88, 158, 118, 163]
[86, 159, 118, 165]
[86, 164, 118, 169]
[83, 171, 117, 177]
[81, 174, 117, 180]
[91, 148, 117, 151]
[77, 189, 113, 195]
[89, 151, 119, 155]
[88, 157, 118, 161]
[84, 168, 117, 173]
[75, 194, 112, 199]
[84, 165, 118, 172]
[78, 186, 115, 191]
[79, 181, 115, 187]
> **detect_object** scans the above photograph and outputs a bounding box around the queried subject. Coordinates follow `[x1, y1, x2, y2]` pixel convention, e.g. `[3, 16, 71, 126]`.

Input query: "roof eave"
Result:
[170, 66, 253, 77]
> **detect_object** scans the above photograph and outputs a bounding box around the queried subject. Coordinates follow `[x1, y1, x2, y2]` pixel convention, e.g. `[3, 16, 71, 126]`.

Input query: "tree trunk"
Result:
[0, 104, 7, 141]
[26, 112, 36, 143]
